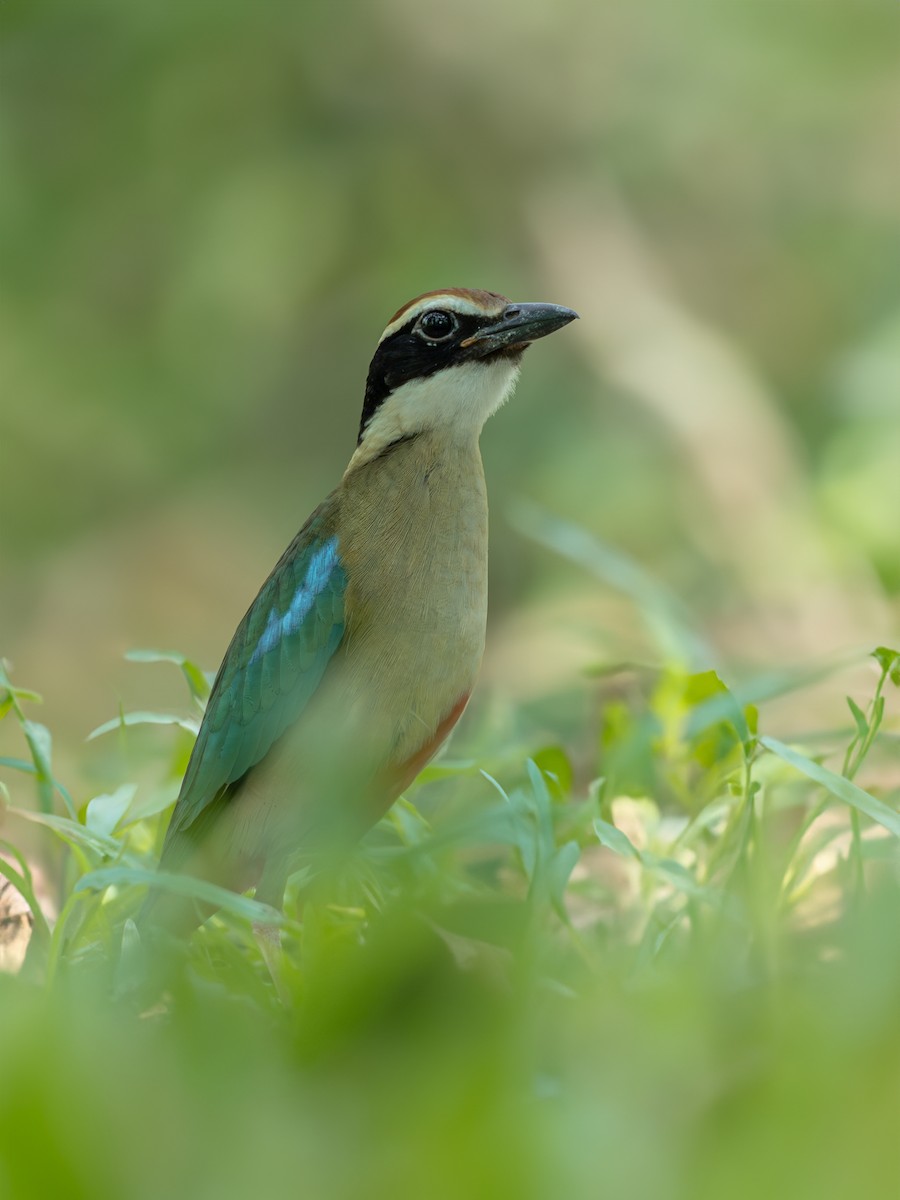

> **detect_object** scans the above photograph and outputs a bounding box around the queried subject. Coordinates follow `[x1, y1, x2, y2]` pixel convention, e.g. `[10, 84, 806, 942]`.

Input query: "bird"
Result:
[141, 288, 578, 934]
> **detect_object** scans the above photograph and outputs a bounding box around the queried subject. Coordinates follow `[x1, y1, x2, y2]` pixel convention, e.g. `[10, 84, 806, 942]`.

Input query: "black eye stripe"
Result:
[358, 309, 505, 441]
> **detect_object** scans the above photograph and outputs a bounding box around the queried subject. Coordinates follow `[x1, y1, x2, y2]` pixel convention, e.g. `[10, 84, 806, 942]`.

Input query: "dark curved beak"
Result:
[461, 302, 579, 357]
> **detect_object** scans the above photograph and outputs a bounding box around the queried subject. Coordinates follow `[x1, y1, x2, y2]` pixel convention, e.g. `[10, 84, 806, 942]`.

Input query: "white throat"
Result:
[347, 357, 520, 469]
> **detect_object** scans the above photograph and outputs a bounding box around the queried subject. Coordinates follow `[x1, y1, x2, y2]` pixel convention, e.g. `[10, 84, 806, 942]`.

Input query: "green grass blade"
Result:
[761, 736, 900, 837]
[76, 865, 288, 926]
[87, 711, 200, 741]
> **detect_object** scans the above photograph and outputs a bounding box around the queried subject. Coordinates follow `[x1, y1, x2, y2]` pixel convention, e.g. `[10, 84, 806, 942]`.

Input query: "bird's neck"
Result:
[344, 421, 482, 478]
[340, 430, 488, 553]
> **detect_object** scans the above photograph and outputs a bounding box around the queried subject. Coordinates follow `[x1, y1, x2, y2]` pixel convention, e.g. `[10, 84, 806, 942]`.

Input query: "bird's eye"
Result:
[416, 310, 458, 342]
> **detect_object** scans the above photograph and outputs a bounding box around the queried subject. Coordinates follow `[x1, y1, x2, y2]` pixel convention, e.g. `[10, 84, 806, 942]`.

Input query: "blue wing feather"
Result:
[162, 500, 346, 848]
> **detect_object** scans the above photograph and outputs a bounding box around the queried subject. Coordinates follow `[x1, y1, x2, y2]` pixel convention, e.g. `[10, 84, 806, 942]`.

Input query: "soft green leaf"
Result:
[125, 648, 212, 702]
[744, 704, 758, 738]
[6, 805, 125, 857]
[125, 648, 185, 664]
[417, 758, 479, 782]
[526, 759, 553, 809]
[0, 689, 41, 716]
[761, 736, 900, 838]
[370, 804, 523, 861]
[122, 782, 180, 823]
[682, 676, 749, 747]
[76, 866, 287, 926]
[846, 696, 868, 738]
[22, 720, 51, 771]
[526, 760, 559, 864]
[593, 817, 641, 861]
[872, 646, 899, 678]
[0, 841, 52, 944]
[548, 840, 581, 915]
[479, 770, 512, 804]
[87, 711, 200, 741]
[531, 745, 574, 797]
[687, 654, 861, 736]
[85, 785, 138, 838]
[0, 661, 42, 709]
[0, 755, 41, 774]
[0, 758, 77, 817]
[388, 797, 433, 847]
[21, 720, 55, 814]
[644, 854, 715, 901]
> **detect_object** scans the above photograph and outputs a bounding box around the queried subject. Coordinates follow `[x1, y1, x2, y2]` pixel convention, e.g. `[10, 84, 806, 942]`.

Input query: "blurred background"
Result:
[3, 6, 900, 1198]
[2, 0, 899, 780]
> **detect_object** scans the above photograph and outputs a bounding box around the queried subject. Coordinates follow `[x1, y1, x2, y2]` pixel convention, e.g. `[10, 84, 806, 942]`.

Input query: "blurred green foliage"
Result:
[2, 642, 900, 1199]
[2, 2, 900, 1197]
[2, 0, 899, 578]
[3, 0, 900, 764]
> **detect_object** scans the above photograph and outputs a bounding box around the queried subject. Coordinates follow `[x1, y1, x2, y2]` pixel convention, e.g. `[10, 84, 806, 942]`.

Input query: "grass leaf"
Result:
[124, 648, 212, 702]
[593, 816, 641, 861]
[87, 711, 200, 741]
[761, 736, 900, 837]
[75, 866, 288, 926]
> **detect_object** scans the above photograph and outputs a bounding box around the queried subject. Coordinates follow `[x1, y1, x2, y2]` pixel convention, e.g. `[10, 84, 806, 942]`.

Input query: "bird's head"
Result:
[353, 288, 578, 460]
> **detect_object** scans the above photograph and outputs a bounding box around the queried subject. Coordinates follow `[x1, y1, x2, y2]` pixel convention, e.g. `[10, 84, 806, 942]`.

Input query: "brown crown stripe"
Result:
[386, 288, 508, 327]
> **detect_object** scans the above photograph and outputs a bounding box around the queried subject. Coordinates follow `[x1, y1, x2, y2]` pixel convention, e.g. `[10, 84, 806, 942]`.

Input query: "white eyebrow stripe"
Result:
[378, 294, 504, 344]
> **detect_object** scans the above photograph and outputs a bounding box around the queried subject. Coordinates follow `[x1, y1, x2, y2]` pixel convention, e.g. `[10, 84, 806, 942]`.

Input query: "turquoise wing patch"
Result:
[164, 508, 346, 843]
